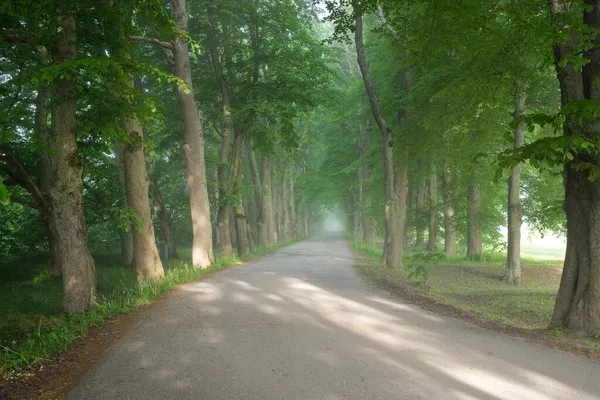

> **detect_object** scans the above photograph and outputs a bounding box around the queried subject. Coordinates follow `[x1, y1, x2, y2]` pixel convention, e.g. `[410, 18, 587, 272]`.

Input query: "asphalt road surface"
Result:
[69, 233, 600, 400]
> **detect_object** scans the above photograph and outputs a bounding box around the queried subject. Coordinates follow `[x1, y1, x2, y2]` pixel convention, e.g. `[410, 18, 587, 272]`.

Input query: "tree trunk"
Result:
[115, 143, 134, 267]
[393, 146, 409, 268]
[211, 167, 220, 249]
[549, 0, 600, 335]
[271, 164, 280, 242]
[207, 4, 235, 259]
[228, 207, 237, 250]
[467, 172, 483, 261]
[34, 84, 62, 275]
[262, 155, 275, 246]
[281, 170, 290, 241]
[244, 145, 259, 241]
[172, 0, 214, 267]
[49, 9, 96, 314]
[288, 169, 296, 238]
[504, 92, 527, 285]
[406, 183, 416, 247]
[296, 210, 303, 237]
[357, 113, 373, 246]
[123, 118, 164, 282]
[354, 6, 398, 269]
[416, 175, 426, 249]
[427, 166, 438, 253]
[352, 194, 361, 237]
[147, 166, 179, 259]
[229, 130, 251, 257]
[442, 169, 457, 256]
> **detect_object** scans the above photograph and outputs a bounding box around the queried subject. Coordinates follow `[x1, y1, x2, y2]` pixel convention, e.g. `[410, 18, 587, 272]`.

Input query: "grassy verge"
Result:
[0, 240, 297, 374]
[350, 238, 561, 330]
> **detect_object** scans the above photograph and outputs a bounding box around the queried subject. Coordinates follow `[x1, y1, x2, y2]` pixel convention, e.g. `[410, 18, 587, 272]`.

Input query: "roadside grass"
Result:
[0, 240, 297, 374]
[351, 238, 561, 330]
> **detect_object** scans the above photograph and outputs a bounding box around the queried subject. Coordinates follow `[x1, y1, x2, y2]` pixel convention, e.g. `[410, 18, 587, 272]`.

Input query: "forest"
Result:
[1, 0, 600, 380]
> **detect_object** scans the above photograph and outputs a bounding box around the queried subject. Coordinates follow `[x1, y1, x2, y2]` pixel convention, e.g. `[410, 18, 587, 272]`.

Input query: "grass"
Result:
[0, 240, 297, 374]
[351, 238, 562, 330]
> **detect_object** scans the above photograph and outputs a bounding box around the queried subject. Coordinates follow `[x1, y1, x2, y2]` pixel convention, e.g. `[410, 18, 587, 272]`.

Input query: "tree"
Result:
[48, 5, 96, 313]
[547, 0, 600, 335]
[353, 1, 401, 269]
[171, 0, 215, 267]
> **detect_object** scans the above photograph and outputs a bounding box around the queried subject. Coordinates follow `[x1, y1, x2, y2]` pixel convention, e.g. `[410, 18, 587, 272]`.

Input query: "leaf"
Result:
[0, 180, 10, 206]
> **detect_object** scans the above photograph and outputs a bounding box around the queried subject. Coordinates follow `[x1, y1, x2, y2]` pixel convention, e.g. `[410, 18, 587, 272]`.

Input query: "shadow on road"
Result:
[69, 233, 600, 400]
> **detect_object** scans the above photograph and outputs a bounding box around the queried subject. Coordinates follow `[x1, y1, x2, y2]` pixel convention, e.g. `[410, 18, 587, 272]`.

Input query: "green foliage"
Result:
[405, 264, 430, 284]
[0, 179, 9, 205]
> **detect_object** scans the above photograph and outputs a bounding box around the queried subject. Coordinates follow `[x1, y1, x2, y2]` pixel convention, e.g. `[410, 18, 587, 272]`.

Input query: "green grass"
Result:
[351, 237, 562, 330]
[0, 240, 297, 374]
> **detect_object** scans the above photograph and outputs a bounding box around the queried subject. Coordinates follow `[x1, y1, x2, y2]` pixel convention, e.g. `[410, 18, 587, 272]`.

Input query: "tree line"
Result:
[1, 0, 329, 314]
[316, 0, 600, 337]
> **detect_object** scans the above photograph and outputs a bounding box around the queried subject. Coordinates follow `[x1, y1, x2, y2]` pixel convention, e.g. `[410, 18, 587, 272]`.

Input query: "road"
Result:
[69, 233, 600, 400]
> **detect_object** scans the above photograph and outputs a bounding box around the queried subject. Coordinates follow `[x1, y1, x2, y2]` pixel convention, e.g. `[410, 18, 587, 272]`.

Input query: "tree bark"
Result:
[231, 131, 250, 257]
[146, 159, 179, 259]
[504, 92, 527, 285]
[549, 0, 600, 335]
[406, 184, 416, 247]
[49, 9, 96, 314]
[427, 166, 438, 253]
[393, 146, 409, 268]
[442, 169, 457, 256]
[33, 84, 62, 275]
[245, 141, 260, 239]
[357, 113, 373, 245]
[122, 113, 164, 282]
[207, 3, 235, 259]
[416, 175, 426, 249]
[114, 143, 134, 267]
[271, 164, 280, 242]
[467, 172, 483, 261]
[172, 0, 214, 267]
[288, 168, 296, 238]
[354, 5, 398, 269]
[281, 170, 290, 241]
[261, 155, 276, 246]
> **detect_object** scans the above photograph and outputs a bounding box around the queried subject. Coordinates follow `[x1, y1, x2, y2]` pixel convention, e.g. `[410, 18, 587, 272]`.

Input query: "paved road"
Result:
[70, 233, 600, 400]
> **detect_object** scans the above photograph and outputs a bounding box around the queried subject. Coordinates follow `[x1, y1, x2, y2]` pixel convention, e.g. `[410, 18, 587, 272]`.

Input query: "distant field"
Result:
[504, 226, 566, 261]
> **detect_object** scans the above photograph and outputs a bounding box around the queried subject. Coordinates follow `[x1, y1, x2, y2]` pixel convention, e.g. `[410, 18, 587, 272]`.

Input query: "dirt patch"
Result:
[355, 255, 600, 362]
[523, 265, 563, 285]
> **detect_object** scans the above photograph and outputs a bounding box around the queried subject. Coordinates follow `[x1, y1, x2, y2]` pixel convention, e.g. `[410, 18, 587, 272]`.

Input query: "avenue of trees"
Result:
[2, 0, 600, 338]
[1, 0, 328, 313]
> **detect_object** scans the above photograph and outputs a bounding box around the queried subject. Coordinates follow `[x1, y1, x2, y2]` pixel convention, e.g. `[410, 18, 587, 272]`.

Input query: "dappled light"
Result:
[68, 235, 600, 399]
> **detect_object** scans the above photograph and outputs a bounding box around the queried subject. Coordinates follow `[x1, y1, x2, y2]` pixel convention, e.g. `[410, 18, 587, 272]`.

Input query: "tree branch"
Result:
[376, 6, 401, 42]
[10, 194, 40, 210]
[0, 144, 48, 211]
[128, 35, 173, 50]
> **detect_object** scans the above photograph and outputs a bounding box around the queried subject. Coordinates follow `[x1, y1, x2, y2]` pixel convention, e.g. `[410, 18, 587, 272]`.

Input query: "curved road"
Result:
[70, 234, 600, 400]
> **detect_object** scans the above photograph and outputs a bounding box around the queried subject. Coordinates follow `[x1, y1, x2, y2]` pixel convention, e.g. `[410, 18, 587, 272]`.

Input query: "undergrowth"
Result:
[0, 240, 296, 374]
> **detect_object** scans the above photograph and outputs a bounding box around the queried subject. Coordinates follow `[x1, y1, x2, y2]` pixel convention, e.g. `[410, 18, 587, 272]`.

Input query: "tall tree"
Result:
[548, 0, 600, 335]
[427, 166, 438, 253]
[48, 6, 96, 313]
[504, 92, 528, 285]
[353, 1, 401, 269]
[171, 0, 215, 267]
